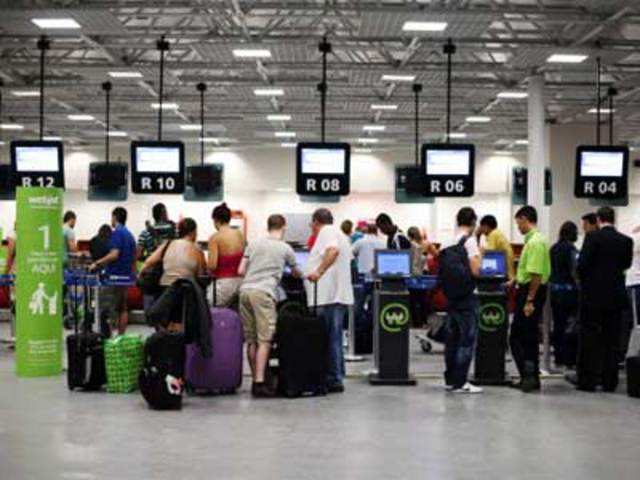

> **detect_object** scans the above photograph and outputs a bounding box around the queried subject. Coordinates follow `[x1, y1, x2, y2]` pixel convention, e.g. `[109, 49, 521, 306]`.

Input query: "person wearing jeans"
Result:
[305, 208, 354, 394]
[444, 297, 479, 389]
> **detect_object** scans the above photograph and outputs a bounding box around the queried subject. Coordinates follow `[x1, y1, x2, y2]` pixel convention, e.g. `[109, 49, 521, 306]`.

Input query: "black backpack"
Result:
[438, 236, 476, 302]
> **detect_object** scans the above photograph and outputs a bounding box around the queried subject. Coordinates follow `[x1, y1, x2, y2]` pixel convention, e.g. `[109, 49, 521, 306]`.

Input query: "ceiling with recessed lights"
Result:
[1, 0, 640, 152]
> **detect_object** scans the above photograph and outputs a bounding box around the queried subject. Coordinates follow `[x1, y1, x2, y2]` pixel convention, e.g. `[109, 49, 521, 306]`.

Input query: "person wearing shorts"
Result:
[238, 214, 301, 398]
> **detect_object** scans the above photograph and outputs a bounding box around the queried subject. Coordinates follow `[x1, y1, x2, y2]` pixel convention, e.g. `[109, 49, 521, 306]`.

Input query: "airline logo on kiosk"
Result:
[479, 303, 506, 333]
[380, 303, 410, 333]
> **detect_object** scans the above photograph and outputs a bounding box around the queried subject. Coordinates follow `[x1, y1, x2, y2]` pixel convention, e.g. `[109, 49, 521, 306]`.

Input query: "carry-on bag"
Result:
[104, 335, 144, 393]
[66, 273, 107, 391]
[627, 356, 640, 398]
[139, 332, 185, 410]
[275, 283, 328, 398]
[185, 278, 244, 394]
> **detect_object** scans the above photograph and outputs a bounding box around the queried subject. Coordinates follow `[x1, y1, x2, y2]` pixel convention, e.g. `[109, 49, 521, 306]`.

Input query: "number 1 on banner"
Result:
[38, 225, 50, 251]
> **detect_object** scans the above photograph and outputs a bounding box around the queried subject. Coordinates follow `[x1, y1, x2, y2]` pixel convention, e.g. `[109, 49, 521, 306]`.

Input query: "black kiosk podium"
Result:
[369, 250, 416, 386]
[474, 251, 510, 385]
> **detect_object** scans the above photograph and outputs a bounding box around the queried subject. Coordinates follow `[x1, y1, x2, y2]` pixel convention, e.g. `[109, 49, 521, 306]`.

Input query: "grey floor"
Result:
[1, 324, 639, 480]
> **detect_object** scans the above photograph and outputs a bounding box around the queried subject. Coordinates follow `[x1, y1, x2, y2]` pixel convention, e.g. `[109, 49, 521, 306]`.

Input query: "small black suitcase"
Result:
[275, 285, 328, 398]
[67, 277, 107, 391]
[139, 332, 186, 410]
[626, 356, 640, 398]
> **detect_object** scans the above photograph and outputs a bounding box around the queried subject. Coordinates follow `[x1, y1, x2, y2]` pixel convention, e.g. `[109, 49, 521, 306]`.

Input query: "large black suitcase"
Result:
[139, 332, 186, 410]
[66, 276, 107, 391]
[627, 356, 640, 399]
[275, 286, 328, 398]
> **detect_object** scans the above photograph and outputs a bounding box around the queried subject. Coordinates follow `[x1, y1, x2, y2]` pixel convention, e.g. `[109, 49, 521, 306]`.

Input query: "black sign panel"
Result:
[131, 141, 185, 194]
[10, 140, 65, 189]
[296, 142, 350, 196]
[421, 143, 474, 197]
[575, 145, 629, 200]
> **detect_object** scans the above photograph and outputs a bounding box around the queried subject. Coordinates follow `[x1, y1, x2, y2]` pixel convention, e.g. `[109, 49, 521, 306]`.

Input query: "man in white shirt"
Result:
[305, 208, 354, 393]
[439, 207, 482, 394]
[352, 223, 385, 277]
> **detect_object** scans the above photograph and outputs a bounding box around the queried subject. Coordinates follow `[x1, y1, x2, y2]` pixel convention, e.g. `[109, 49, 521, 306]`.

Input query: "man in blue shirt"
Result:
[90, 207, 136, 334]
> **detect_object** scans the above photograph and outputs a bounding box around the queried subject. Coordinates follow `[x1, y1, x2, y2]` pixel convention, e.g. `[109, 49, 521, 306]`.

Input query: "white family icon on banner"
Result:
[28, 282, 58, 316]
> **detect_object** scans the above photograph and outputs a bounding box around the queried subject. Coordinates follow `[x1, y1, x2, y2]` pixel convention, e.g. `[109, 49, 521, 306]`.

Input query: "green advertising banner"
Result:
[15, 187, 63, 377]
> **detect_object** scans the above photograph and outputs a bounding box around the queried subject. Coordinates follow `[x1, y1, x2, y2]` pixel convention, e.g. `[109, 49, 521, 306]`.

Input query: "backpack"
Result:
[438, 236, 475, 302]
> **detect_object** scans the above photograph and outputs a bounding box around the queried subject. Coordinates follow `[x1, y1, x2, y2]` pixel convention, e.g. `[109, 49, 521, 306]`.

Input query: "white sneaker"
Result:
[445, 384, 454, 392]
[451, 382, 483, 394]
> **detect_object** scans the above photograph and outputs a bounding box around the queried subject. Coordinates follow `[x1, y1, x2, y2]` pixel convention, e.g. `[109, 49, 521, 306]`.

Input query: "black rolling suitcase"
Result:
[275, 284, 328, 398]
[139, 332, 186, 410]
[66, 274, 107, 391]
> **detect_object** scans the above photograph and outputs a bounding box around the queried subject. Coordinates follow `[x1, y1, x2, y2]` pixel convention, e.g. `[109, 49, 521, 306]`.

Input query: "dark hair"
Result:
[152, 203, 167, 223]
[480, 215, 497, 230]
[212, 202, 231, 224]
[312, 208, 333, 226]
[341, 220, 353, 236]
[366, 224, 378, 235]
[267, 214, 286, 231]
[98, 224, 112, 239]
[456, 207, 478, 227]
[581, 213, 597, 225]
[559, 221, 578, 243]
[112, 207, 127, 225]
[596, 206, 615, 224]
[375, 213, 393, 228]
[407, 226, 422, 243]
[178, 218, 197, 238]
[63, 210, 76, 223]
[515, 205, 538, 224]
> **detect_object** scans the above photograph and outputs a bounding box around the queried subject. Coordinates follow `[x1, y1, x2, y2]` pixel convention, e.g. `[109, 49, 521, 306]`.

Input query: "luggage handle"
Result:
[312, 280, 318, 315]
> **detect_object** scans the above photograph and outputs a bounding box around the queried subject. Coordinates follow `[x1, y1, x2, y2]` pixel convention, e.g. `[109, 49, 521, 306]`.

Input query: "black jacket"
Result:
[578, 226, 633, 310]
[146, 278, 212, 358]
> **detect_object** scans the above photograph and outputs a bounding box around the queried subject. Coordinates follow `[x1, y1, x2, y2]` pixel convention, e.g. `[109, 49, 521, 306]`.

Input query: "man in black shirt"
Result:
[375, 213, 411, 250]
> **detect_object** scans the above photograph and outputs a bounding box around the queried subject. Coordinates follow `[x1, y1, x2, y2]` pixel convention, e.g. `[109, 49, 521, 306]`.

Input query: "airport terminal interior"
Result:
[1, 1, 640, 479]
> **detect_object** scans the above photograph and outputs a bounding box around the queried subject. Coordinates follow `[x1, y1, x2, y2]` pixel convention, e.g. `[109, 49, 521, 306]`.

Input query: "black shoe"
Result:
[327, 384, 345, 394]
[508, 381, 523, 390]
[576, 385, 596, 393]
[520, 377, 541, 393]
[564, 372, 578, 386]
[252, 382, 276, 398]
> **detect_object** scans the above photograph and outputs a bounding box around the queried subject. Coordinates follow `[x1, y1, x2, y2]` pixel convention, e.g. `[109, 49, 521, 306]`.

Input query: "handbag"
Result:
[137, 240, 172, 295]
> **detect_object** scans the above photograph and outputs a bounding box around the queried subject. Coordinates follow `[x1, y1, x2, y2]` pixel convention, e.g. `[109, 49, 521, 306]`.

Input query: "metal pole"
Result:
[156, 35, 169, 141]
[443, 39, 456, 144]
[318, 36, 332, 142]
[608, 86, 617, 146]
[197, 82, 207, 166]
[413, 83, 422, 166]
[596, 56, 601, 146]
[102, 82, 112, 163]
[37, 36, 50, 141]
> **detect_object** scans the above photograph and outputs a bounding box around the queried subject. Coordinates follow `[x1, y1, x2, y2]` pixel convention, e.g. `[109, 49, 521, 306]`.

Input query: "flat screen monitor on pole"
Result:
[296, 142, 350, 196]
[374, 250, 412, 279]
[10, 140, 65, 189]
[131, 141, 185, 194]
[421, 144, 474, 197]
[574, 146, 628, 200]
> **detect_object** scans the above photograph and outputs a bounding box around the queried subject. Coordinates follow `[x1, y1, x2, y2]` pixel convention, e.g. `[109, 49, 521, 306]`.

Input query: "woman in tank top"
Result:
[207, 203, 245, 307]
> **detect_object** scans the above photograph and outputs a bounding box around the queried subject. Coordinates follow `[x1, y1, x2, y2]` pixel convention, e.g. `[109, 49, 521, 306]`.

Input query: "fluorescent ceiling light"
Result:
[275, 131, 296, 138]
[267, 114, 292, 121]
[514, 139, 529, 145]
[354, 148, 372, 154]
[493, 151, 515, 156]
[42, 136, 62, 141]
[402, 21, 448, 32]
[275, 187, 294, 192]
[547, 53, 588, 64]
[498, 91, 528, 99]
[151, 103, 179, 110]
[67, 114, 95, 121]
[199, 137, 220, 144]
[588, 108, 615, 114]
[180, 124, 202, 131]
[0, 123, 24, 130]
[363, 125, 386, 132]
[108, 71, 143, 79]
[466, 116, 491, 123]
[11, 90, 40, 98]
[233, 49, 272, 59]
[31, 18, 81, 29]
[280, 143, 297, 148]
[254, 88, 284, 96]
[382, 74, 416, 82]
[447, 132, 467, 139]
[358, 138, 379, 144]
[371, 104, 398, 111]
[107, 131, 128, 137]
[0, 141, 4, 146]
